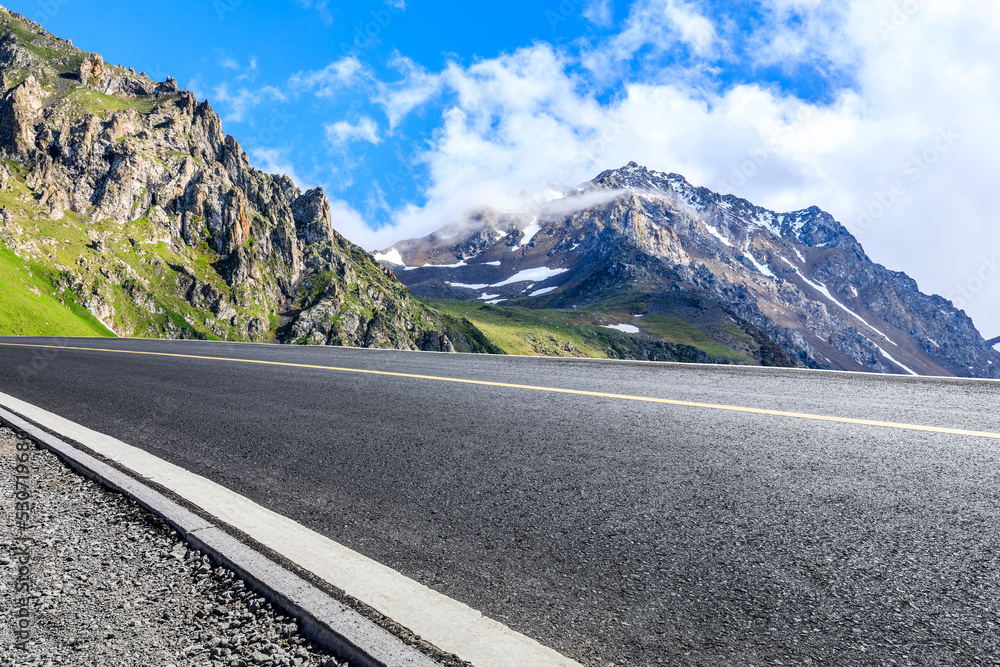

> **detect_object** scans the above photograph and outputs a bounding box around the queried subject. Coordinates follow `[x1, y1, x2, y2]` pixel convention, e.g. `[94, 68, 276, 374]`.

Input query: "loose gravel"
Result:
[0, 427, 351, 667]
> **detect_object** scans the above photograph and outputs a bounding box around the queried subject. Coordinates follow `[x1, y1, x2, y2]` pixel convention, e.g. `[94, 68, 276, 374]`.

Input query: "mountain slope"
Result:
[379, 163, 1000, 377]
[0, 8, 498, 354]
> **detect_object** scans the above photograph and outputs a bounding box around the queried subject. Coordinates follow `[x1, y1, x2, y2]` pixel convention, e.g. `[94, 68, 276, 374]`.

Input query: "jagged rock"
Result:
[292, 188, 334, 246]
[0, 74, 43, 155]
[77, 52, 103, 84]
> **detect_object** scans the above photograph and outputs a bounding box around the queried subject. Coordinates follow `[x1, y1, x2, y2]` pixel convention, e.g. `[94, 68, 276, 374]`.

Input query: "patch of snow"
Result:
[520, 216, 541, 246]
[570, 243, 581, 251]
[529, 287, 558, 297]
[485, 299, 507, 305]
[633, 313, 645, 318]
[928, 338, 940, 348]
[492, 266, 569, 287]
[848, 285, 859, 298]
[374, 249, 405, 266]
[446, 266, 569, 290]
[788, 211, 810, 233]
[602, 324, 641, 334]
[478, 293, 501, 301]
[748, 210, 781, 234]
[704, 223, 733, 247]
[861, 334, 919, 376]
[743, 253, 774, 278]
[404, 260, 468, 271]
[791, 267, 899, 346]
[481, 261, 501, 266]
[793, 248, 807, 264]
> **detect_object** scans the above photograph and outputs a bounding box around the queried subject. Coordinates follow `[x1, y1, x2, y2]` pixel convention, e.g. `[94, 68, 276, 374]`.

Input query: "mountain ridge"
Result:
[0, 7, 499, 354]
[379, 161, 1000, 377]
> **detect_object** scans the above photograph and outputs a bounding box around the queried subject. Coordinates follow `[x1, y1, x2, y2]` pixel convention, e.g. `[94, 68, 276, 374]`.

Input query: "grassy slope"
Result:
[0, 151, 270, 341]
[422, 298, 749, 362]
[0, 243, 111, 337]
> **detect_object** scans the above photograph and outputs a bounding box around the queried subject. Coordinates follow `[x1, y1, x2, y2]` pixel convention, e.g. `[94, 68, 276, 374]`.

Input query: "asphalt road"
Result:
[2, 337, 1000, 666]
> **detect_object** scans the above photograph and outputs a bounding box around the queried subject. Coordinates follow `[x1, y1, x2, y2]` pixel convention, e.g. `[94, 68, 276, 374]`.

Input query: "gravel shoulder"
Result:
[0, 427, 350, 667]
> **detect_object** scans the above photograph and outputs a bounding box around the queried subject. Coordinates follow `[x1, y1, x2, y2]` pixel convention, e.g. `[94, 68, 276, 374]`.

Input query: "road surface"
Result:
[1, 337, 999, 666]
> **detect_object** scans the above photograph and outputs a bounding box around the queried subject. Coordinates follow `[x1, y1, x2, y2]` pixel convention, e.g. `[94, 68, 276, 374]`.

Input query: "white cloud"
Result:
[584, 0, 614, 26]
[236, 57, 259, 83]
[325, 117, 381, 146]
[211, 82, 286, 123]
[663, 0, 717, 55]
[249, 147, 316, 190]
[374, 55, 445, 129]
[328, 198, 385, 248]
[583, 0, 718, 78]
[289, 57, 365, 97]
[347, 1, 1000, 337]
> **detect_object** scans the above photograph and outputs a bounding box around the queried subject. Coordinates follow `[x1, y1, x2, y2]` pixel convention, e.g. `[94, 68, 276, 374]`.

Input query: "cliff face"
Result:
[380, 163, 1000, 377]
[0, 9, 497, 354]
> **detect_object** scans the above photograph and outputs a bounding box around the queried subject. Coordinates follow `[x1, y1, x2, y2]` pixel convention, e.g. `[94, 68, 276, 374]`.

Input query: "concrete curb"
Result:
[0, 405, 439, 667]
[0, 388, 582, 667]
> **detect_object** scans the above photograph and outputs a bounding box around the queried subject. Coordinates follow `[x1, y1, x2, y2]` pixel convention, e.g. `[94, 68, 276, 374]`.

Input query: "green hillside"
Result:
[421, 298, 749, 363]
[0, 243, 113, 337]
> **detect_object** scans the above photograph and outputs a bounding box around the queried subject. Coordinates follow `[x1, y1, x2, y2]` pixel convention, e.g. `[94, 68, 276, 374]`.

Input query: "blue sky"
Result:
[9, 1, 1000, 336]
[16, 0, 844, 233]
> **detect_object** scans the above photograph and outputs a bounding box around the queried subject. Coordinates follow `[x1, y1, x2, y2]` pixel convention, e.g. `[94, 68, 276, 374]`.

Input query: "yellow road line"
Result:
[3, 341, 1000, 440]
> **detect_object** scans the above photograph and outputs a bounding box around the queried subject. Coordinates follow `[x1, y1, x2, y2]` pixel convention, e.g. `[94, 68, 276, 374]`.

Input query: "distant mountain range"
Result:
[378, 162, 1000, 378]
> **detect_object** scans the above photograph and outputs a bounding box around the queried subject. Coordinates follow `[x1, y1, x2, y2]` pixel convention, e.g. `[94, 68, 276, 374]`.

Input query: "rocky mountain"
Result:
[379, 162, 1000, 377]
[0, 8, 498, 354]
